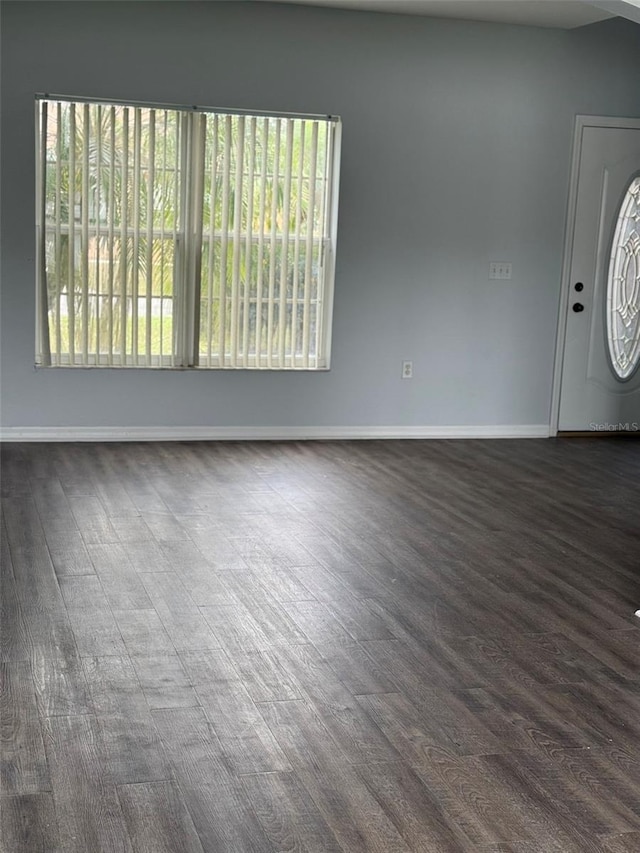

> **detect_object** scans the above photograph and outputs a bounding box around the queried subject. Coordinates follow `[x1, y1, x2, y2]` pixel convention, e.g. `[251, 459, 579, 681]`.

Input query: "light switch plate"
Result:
[489, 262, 512, 280]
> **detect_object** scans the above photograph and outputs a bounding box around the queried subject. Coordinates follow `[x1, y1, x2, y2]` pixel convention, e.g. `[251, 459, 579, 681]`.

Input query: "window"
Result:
[35, 97, 340, 368]
[606, 175, 640, 380]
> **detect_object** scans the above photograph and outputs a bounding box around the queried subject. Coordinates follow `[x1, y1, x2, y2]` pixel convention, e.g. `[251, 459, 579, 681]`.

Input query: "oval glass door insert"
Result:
[607, 175, 640, 380]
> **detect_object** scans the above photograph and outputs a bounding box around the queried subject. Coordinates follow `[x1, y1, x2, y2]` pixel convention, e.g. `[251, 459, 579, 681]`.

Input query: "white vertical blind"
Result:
[229, 115, 245, 368]
[81, 103, 90, 365]
[205, 113, 218, 365]
[170, 112, 182, 368]
[120, 106, 129, 361]
[159, 110, 168, 364]
[107, 106, 116, 365]
[242, 117, 257, 366]
[266, 118, 281, 369]
[68, 102, 77, 363]
[95, 104, 102, 360]
[217, 114, 232, 366]
[36, 96, 339, 369]
[36, 99, 51, 365]
[278, 120, 294, 367]
[291, 120, 305, 364]
[255, 117, 269, 364]
[316, 122, 335, 366]
[145, 110, 155, 365]
[54, 101, 63, 362]
[131, 107, 142, 361]
[303, 122, 319, 369]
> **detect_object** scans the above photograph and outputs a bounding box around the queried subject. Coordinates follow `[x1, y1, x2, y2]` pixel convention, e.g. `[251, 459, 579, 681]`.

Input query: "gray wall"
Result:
[2, 1, 640, 431]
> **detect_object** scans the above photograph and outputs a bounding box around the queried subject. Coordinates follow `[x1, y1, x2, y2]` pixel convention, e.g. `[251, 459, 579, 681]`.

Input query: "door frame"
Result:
[550, 114, 640, 435]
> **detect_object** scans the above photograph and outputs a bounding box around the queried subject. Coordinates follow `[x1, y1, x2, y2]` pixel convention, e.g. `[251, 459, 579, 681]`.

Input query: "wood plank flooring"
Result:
[1, 438, 640, 852]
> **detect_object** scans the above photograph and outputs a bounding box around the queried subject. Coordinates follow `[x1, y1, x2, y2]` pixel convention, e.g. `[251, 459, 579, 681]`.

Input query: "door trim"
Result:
[550, 115, 640, 435]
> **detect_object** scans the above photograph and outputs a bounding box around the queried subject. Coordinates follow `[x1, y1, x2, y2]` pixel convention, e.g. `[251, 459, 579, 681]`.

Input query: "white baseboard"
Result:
[0, 424, 551, 442]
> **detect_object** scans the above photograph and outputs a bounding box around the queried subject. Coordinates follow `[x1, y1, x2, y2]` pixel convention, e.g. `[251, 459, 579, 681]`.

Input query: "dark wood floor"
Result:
[1, 438, 640, 852]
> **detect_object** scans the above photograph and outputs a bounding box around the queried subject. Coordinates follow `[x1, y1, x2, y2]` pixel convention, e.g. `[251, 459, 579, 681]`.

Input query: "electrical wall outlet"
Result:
[402, 360, 413, 379]
[489, 262, 512, 280]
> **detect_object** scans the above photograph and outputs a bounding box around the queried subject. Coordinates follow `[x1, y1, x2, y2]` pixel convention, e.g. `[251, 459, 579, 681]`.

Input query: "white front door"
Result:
[557, 119, 640, 433]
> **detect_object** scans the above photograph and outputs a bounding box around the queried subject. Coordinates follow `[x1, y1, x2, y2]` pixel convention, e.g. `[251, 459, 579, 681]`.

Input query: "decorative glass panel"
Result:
[607, 176, 640, 380]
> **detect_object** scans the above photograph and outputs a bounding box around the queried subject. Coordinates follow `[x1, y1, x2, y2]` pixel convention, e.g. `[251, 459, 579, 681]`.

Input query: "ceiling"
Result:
[251, 0, 640, 29]
[28, 0, 640, 30]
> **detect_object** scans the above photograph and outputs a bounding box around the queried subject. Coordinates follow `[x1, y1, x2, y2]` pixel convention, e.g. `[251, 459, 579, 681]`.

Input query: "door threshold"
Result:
[558, 430, 640, 438]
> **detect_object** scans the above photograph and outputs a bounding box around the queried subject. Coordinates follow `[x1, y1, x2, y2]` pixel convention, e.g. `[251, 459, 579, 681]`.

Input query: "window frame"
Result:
[35, 94, 342, 370]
